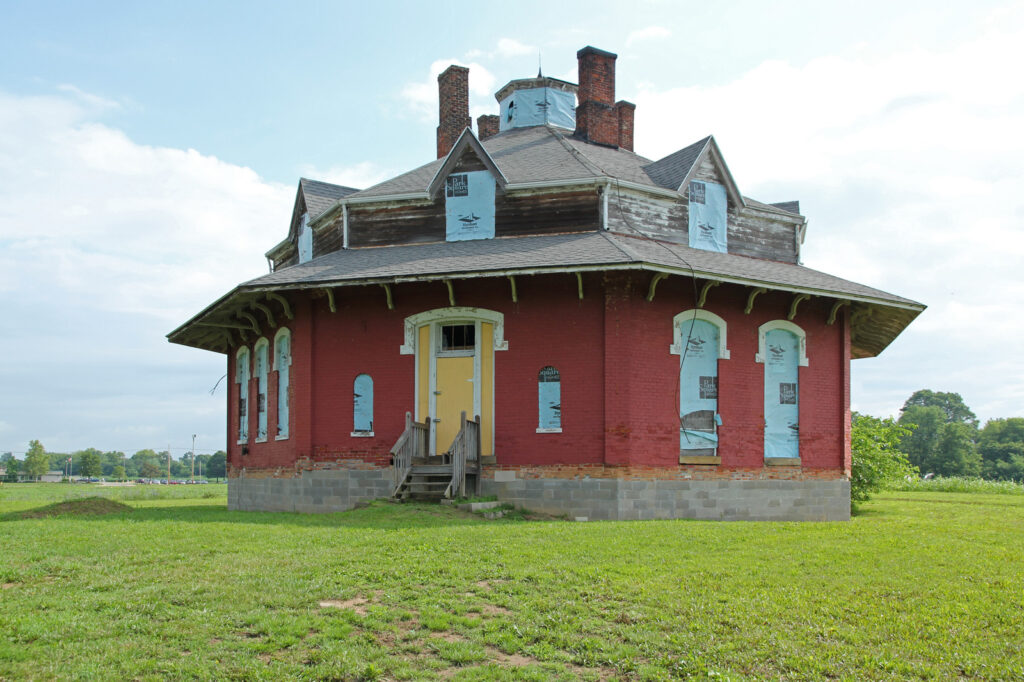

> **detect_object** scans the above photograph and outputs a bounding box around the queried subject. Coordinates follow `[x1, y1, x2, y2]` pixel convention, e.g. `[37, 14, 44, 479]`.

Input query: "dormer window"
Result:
[297, 212, 312, 263]
[688, 180, 728, 253]
[445, 172, 495, 242]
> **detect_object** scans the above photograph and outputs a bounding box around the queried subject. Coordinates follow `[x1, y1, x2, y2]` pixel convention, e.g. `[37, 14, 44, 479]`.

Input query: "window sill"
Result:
[275, 434, 289, 441]
[351, 431, 375, 438]
[765, 457, 801, 467]
[679, 455, 720, 465]
[255, 437, 267, 444]
[236, 439, 248, 446]
[536, 428, 562, 434]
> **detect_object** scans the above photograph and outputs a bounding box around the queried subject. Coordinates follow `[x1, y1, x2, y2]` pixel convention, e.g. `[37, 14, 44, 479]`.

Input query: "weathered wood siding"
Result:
[349, 201, 447, 247]
[496, 189, 599, 237]
[607, 185, 799, 264]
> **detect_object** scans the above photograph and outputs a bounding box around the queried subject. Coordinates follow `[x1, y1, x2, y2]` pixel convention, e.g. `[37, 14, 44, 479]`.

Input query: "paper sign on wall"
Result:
[445, 170, 496, 241]
[688, 180, 728, 253]
[764, 329, 799, 459]
[538, 366, 561, 430]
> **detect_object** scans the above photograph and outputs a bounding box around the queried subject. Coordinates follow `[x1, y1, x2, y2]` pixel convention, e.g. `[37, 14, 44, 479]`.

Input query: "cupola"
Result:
[494, 76, 578, 132]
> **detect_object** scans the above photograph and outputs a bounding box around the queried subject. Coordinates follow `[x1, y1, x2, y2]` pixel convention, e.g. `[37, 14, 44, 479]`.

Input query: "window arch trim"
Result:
[272, 327, 292, 371]
[400, 306, 508, 354]
[670, 309, 730, 359]
[755, 320, 808, 366]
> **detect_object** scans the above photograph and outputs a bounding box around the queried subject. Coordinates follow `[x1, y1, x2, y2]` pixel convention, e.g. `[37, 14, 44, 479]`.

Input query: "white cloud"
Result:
[400, 58, 497, 122]
[634, 6, 1024, 421]
[495, 38, 536, 58]
[626, 26, 671, 46]
[0, 87, 291, 453]
[297, 161, 392, 191]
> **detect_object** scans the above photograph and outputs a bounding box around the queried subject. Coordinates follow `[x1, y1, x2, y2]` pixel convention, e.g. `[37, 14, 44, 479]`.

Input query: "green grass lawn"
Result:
[1, 483, 1022, 681]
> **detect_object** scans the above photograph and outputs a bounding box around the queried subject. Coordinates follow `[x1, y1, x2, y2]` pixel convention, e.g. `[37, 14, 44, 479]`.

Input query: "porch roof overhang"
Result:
[168, 231, 924, 358]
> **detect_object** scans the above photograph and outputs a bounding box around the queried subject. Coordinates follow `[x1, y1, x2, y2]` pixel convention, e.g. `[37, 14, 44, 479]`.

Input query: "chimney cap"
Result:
[437, 64, 469, 82]
[576, 46, 618, 60]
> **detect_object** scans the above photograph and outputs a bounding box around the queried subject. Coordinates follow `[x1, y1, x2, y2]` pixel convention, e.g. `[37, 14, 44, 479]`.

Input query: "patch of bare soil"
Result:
[1, 583, 16, 590]
[18, 497, 133, 519]
[319, 597, 368, 614]
[480, 603, 512, 616]
[429, 631, 465, 643]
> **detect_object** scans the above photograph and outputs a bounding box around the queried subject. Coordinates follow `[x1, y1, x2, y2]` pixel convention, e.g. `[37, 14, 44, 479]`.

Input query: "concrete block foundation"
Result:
[229, 468, 391, 513]
[482, 476, 850, 521]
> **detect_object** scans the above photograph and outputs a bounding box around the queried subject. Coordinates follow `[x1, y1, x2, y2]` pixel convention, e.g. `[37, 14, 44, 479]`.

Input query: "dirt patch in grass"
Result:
[17, 497, 133, 519]
[480, 603, 511, 616]
[319, 597, 368, 614]
[2, 583, 16, 590]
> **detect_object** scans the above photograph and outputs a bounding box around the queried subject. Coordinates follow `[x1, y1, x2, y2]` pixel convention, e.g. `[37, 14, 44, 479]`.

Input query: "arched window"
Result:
[756, 320, 807, 461]
[253, 338, 269, 441]
[672, 311, 728, 458]
[537, 366, 562, 432]
[353, 374, 374, 435]
[273, 328, 291, 439]
[235, 347, 250, 444]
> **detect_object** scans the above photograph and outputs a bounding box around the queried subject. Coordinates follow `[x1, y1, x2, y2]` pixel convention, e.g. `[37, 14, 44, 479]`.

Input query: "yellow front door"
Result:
[435, 355, 475, 453]
[414, 318, 495, 457]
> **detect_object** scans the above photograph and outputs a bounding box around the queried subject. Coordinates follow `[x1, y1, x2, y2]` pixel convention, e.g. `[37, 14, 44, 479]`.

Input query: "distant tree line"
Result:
[2, 443, 226, 482]
[896, 389, 1024, 481]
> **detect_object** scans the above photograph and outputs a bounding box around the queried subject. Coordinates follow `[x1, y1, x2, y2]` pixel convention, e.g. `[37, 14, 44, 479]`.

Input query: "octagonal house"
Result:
[169, 46, 923, 521]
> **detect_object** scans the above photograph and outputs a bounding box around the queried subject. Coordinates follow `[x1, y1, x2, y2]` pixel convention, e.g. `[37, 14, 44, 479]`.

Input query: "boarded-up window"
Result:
[274, 328, 291, 438]
[688, 180, 728, 253]
[538, 366, 561, 431]
[678, 318, 720, 453]
[445, 171, 496, 242]
[254, 339, 269, 441]
[235, 347, 250, 443]
[353, 374, 373, 433]
[764, 328, 799, 459]
[298, 212, 312, 263]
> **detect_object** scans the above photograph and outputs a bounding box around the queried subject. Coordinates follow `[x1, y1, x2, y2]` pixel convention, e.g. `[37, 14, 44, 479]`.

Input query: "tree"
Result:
[206, 451, 226, 479]
[3, 456, 19, 482]
[23, 440, 49, 480]
[899, 404, 981, 477]
[901, 390, 978, 429]
[850, 413, 916, 505]
[978, 418, 1024, 481]
[112, 465, 127, 481]
[78, 450, 103, 478]
[140, 462, 162, 479]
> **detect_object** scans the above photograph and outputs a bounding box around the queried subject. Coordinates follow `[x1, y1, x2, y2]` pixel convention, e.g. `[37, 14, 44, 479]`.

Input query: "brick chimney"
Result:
[437, 65, 471, 158]
[615, 101, 635, 151]
[575, 46, 618, 146]
[477, 114, 499, 141]
[575, 46, 636, 150]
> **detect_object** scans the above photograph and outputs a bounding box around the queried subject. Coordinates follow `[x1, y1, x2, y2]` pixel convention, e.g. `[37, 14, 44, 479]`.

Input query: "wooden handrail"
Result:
[445, 411, 480, 499]
[391, 411, 429, 497]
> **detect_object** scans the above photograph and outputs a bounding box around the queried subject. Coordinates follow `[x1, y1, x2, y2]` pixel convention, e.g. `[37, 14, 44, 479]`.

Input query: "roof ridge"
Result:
[546, 126, 607, 178]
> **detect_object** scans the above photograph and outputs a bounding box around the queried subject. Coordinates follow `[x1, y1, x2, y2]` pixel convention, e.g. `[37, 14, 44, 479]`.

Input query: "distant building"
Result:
[170, 46, 923, 521]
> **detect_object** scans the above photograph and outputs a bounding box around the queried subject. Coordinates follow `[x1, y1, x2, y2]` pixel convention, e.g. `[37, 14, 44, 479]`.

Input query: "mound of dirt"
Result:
[18, 497, 134, 519]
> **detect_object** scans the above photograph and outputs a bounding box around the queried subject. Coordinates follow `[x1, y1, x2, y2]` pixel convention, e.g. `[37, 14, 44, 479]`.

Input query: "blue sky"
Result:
[1, 1, 1022, 456]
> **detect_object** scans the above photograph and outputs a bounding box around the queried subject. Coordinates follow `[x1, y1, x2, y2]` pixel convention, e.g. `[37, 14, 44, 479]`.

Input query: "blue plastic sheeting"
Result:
[255, 343, 269, 440]
[236, 349, 249, 441]
[538, 366, 561, 429]
[353, 374, 373, 432]
[298, 214, 312, 263]
[353, 374, 374, 432]
[688, 180, 728, 253]
[764, 328, 799, 459]
[445, 170, 496, 241]
[275, 334, 290, 438]
[499, 88, 576, 131]
[679, 318, 719, 450]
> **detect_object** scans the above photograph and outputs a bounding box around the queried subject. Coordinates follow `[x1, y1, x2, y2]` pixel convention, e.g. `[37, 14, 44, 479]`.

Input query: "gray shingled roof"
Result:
[241, 230, 919, 308]
[350, 126, 690, 199]
[642, 136, 710, 191]
[300, 178, 359, 218]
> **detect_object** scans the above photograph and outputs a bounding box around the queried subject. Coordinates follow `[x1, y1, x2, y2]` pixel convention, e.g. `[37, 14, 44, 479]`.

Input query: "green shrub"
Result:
[851, 413, 916, 506]
[887, 475, 1024, 495]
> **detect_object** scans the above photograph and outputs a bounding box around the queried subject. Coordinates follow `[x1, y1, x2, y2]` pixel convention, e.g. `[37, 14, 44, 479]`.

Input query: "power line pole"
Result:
[167, 444, 171, 483]
[190, 434, 196, 483]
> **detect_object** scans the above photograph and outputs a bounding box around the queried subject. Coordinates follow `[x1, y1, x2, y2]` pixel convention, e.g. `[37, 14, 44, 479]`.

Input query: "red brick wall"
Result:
[576, 47, 620, 147]
[437, 65, 470, 159]
[227, 271, 849, 475]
